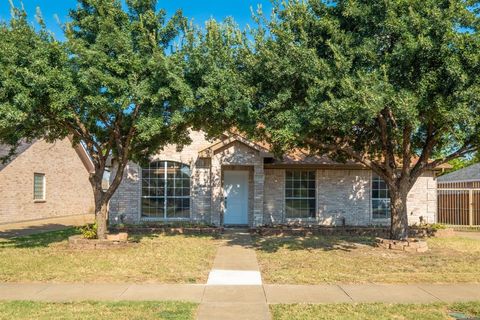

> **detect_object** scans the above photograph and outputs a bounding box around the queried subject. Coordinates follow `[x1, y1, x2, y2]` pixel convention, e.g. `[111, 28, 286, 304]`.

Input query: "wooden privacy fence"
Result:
[437, 181, 480, 226]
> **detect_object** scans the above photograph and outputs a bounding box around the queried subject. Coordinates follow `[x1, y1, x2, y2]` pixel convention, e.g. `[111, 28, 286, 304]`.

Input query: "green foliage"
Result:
[183, 18, 255, 139]
[0, 1, 196, 238]
[80, 223, 98, 239]
[0, 0, 193, 176]
[445, 152, 480, 174]
[428, 223, 447, 231]
[186, 0, 480, 177]
[185, 0, 480, 239]
[0, 7, 68, 152]
[247, 0, 480, 167]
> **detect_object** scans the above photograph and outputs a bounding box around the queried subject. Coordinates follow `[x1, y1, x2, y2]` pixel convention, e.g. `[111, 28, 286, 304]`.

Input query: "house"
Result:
[109, 131, 443, 228]
[0, 139, 94, 224]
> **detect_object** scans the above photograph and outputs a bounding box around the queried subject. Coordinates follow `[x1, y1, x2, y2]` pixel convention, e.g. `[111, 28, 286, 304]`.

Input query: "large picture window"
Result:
[141, 161, 191, 219]
[285, 170, 316, 219]
[372, 173, 390, 219]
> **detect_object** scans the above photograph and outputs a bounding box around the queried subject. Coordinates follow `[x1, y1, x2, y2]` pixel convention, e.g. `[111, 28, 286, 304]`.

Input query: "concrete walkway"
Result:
[0, 214, 93, 238]
[1, 283, 480, 304]
[198, 229, 270, 320]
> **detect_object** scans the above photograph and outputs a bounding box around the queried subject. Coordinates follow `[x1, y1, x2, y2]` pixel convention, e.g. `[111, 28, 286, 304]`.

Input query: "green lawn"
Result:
[0, 301, 197, 320]
[271, 302, 480, 320]
[254, 235, 480, 284]
[0, 228, 221, 283]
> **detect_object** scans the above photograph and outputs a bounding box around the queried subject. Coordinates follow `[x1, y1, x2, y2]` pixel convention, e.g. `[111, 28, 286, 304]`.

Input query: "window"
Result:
[372, 173, 390, 219]
[33, 173, 46, 201]
[141, 161, 191, 219]
[285, 170, 316, 219]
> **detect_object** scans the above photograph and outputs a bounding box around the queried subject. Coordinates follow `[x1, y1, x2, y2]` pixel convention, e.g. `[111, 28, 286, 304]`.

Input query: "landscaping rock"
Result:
[68, 234, 130, 250]
[107, 233, 128, 241]
[375, 238, 429, 253]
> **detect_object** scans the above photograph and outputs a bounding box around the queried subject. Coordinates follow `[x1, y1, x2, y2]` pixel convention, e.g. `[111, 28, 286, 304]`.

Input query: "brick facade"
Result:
[0, 139, 94, 224]
[316, 169, 372, 226]
[109, 131, 438, 227]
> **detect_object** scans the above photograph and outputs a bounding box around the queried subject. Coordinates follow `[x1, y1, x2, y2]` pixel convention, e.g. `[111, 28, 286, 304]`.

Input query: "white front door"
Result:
[223, 171, 249, 225]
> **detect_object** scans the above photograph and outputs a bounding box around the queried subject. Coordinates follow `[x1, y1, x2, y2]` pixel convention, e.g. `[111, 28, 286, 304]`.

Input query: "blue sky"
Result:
[0, 0, 273, 40]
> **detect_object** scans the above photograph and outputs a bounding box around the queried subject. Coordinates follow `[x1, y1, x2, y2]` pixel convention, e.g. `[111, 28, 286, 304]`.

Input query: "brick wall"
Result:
[0, 139, 94, 224]
[109, 130, 438, 227]
[263, 168, 436, 226]
[407, 171, 437, 224]
[263, 169, 285, 224]
[317, 169, 371, 226]
[210, 141, 264, 226]
[109, 131, 216, 224]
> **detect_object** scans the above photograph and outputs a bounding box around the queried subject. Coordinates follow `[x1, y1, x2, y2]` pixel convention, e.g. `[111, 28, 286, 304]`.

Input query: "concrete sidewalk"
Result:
[1, 283, 480, 304]
[0, 214, 93, 238]
[199, 229, 270, 320]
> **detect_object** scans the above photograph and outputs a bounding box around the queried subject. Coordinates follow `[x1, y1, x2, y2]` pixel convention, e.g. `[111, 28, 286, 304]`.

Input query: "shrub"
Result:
[80, 223, 98, 239]
[429, 223, 447, 231]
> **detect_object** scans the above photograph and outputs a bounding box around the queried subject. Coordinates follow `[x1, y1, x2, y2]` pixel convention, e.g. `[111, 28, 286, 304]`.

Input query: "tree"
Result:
[445, 152, 480, 173]
[246, 0, 480, 239]
[186, 0, 480, 239]
[182, 18, 255, 138]
[0, 0, 193, 239]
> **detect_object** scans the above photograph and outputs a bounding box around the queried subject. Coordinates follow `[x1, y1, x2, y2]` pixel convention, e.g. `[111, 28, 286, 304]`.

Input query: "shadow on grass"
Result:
[0, 226, 220, 249]
[252, 235, 377, 253]
[0, 227, 80, 249]
[0, 223, 83, 239]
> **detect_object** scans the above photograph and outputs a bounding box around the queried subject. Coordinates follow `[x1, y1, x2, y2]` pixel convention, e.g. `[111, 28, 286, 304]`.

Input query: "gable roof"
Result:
[198, 133, 273, 158]
[199, 130, 451, 170]
[0, 139, 94, 173]
[438, 163, 480, 182]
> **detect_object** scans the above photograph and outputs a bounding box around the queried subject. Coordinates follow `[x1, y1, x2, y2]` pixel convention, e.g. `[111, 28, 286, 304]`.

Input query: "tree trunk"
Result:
[93, 190, 109, 239]
[390, 189, 409, 240]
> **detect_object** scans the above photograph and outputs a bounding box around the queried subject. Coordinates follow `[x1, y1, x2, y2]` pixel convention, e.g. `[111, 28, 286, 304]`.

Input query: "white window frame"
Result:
[371, 172, 391, 220]
[33, 173, 46, 202]
[284, 169, 317, 220]
[140, 161, 191, 221]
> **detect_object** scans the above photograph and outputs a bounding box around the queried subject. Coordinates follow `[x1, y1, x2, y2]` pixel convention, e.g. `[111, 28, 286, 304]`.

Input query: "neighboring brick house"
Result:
[0, 139, 94, 224]
[109, 131, 443, 228]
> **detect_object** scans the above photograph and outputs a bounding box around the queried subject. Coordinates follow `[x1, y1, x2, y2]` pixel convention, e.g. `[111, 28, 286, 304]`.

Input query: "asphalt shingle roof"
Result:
[438, 163, 480, 182]
[0, 142, 33, 171]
